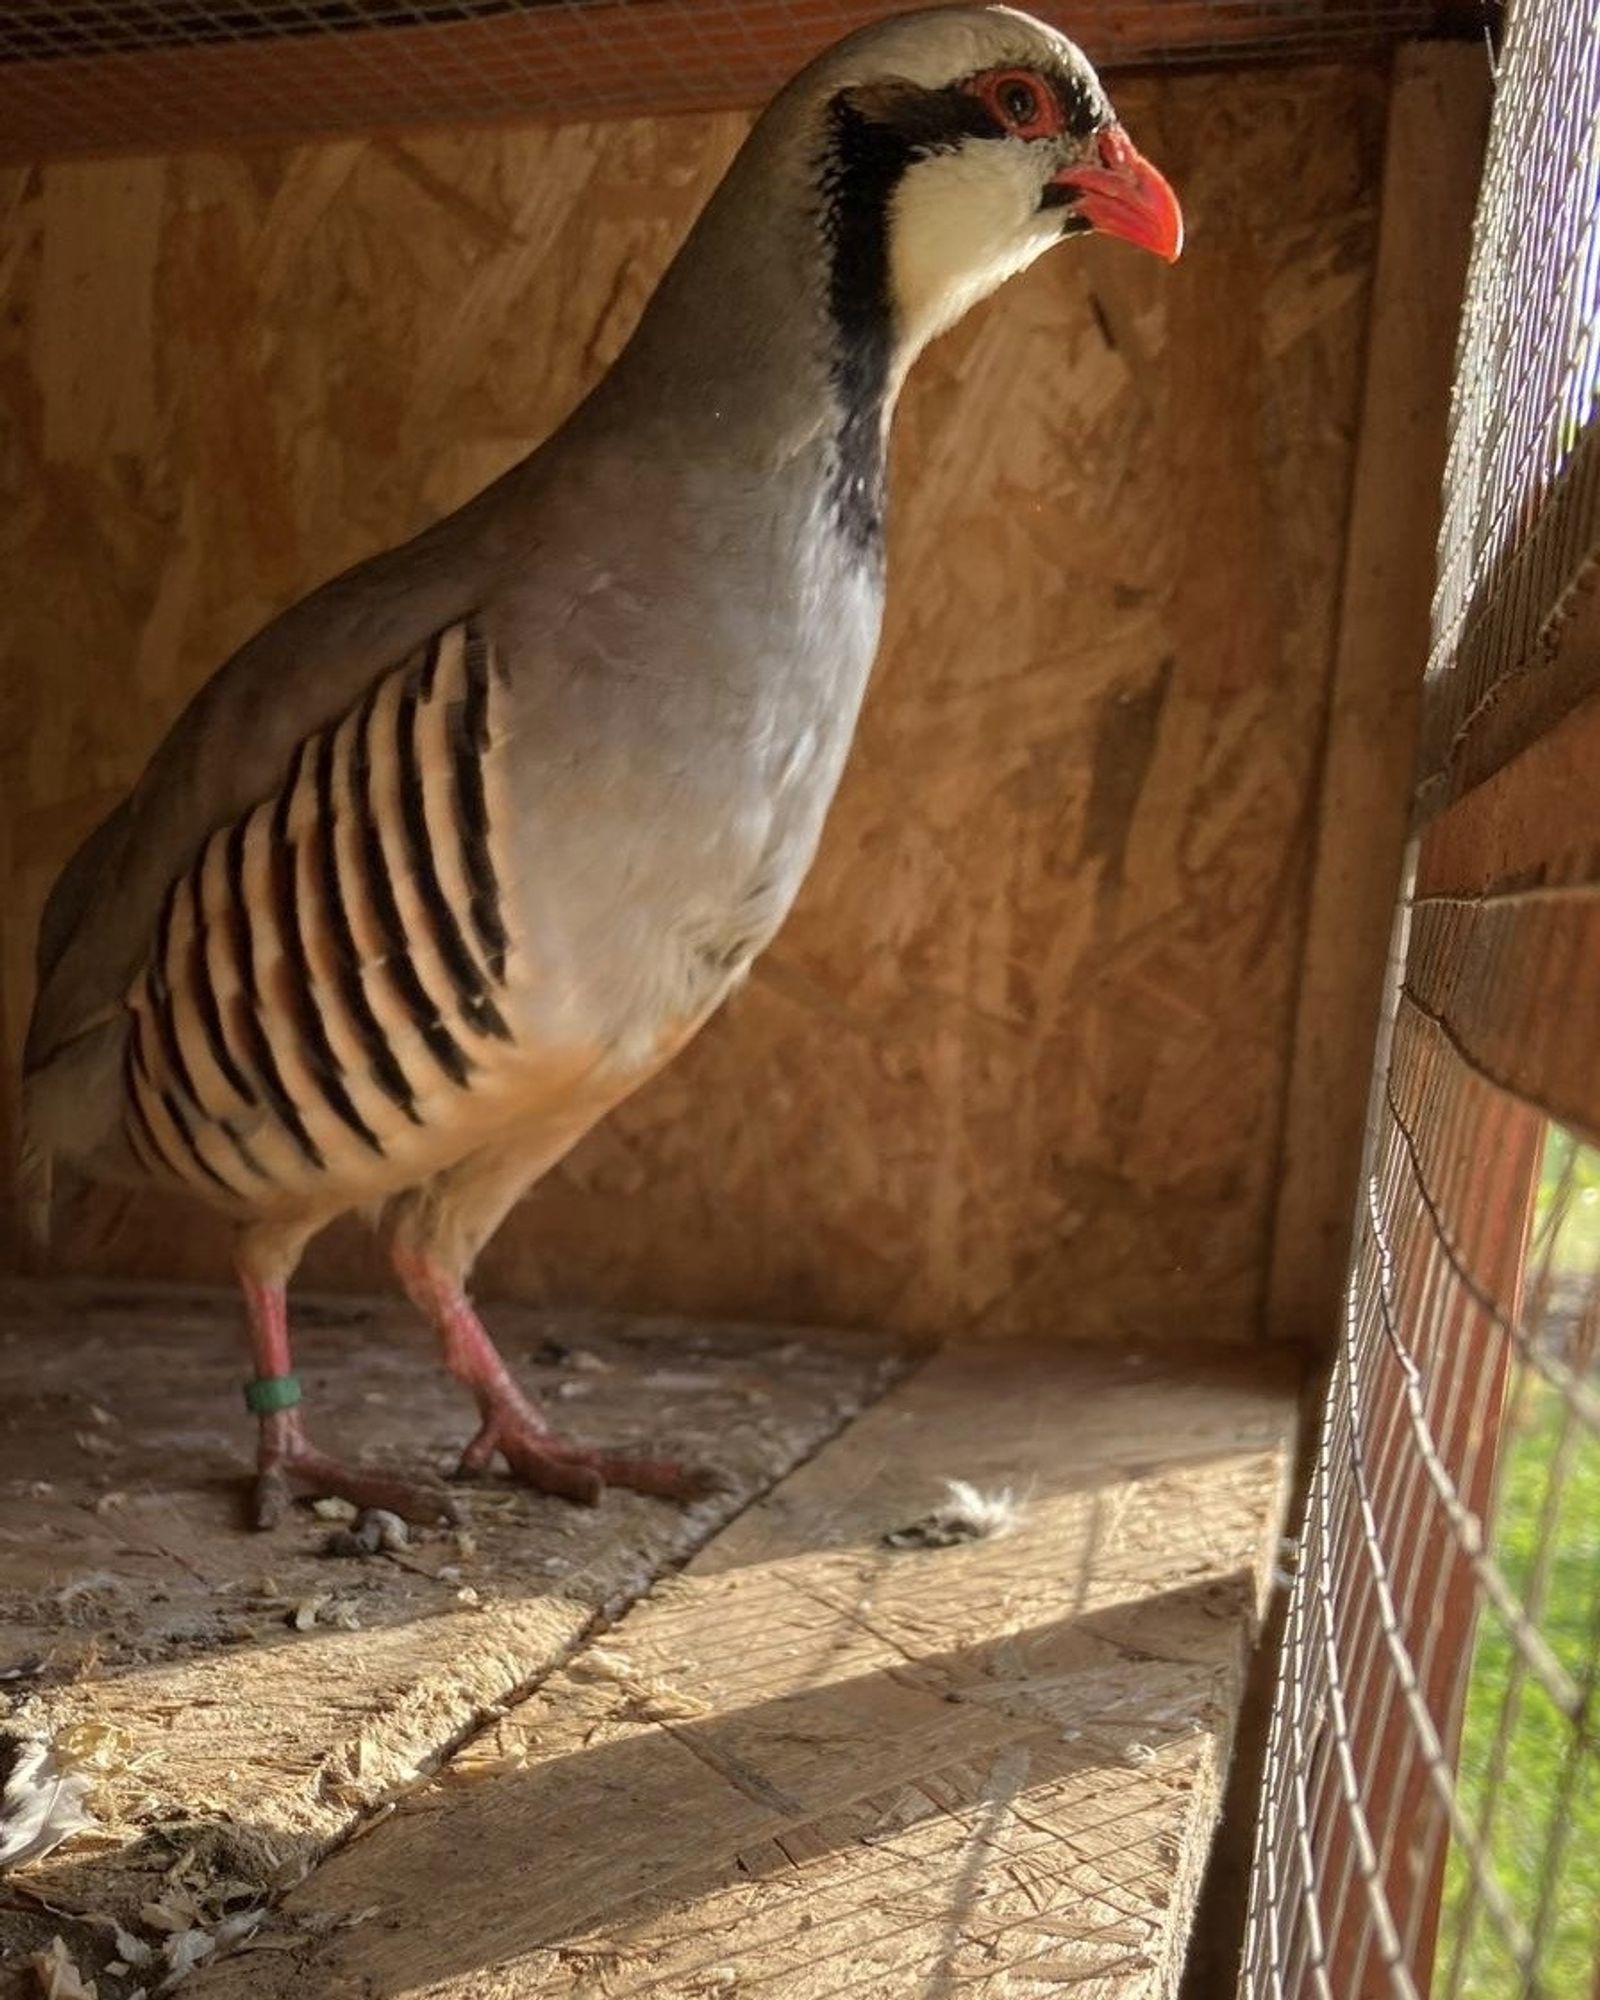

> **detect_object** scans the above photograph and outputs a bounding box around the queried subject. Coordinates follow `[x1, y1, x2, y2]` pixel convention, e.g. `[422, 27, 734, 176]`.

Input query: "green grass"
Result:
[1534, 1127, 1600, 1278]
[1432, 1129, 1600, 1997]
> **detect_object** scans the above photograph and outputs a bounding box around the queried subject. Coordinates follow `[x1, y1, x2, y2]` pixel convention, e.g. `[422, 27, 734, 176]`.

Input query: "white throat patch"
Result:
[887, 140, 1061, 363]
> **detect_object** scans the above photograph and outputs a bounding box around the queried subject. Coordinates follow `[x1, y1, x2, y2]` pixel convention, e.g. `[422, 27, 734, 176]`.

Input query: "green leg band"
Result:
[244, 1373, 302, 1416]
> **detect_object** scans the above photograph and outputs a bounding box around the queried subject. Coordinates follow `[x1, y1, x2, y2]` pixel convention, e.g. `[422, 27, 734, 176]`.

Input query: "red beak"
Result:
[1051, 125, 1183, 264]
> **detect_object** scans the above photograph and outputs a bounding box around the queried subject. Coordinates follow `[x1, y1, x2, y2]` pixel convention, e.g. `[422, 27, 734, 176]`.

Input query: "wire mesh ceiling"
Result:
[0, 0, 1492, 164]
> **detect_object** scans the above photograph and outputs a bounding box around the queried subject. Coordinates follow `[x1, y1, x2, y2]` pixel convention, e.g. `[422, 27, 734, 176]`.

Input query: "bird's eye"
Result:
[1001, 78, 1039, 125]
[972, 69, 1059, 140]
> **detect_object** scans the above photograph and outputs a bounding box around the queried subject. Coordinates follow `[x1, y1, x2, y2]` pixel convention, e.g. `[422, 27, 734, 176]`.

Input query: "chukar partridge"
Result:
[21, 5, 1181, 1525]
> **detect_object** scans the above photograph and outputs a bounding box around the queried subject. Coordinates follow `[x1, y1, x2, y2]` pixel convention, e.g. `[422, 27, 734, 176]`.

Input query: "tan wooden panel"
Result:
[1264, 44, 1490, 1346]
[0, 66, 1386, 1341]
[174, 1336, 1299, 1999]
[0, 1279, 909, 1981]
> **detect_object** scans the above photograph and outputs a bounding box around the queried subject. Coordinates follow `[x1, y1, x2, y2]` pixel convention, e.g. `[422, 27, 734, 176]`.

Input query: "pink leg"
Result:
[393, 1252, 717, 1505]
[242, 1270, 461, 1530]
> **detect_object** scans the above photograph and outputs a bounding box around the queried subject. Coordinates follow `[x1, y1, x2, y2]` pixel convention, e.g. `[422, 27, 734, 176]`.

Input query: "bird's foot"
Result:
[391, 1250, 722, 1506]
[253, 1415, 463, 1532]
[455, 1398, 722, 1507]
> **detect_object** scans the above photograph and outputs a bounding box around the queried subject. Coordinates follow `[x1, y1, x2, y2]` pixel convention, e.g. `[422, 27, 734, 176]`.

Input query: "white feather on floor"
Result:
[0, 1732, 98, 1871]
[883, 1479, 1022, 1549]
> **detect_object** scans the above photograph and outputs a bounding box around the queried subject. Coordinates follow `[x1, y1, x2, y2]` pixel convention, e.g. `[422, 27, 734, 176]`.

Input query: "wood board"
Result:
[156, 1336, 1300, 1999]
[0, 1279, 913, 1988]
[1263, 44, 1490, 1346]
[0, 64, 1387, 1345]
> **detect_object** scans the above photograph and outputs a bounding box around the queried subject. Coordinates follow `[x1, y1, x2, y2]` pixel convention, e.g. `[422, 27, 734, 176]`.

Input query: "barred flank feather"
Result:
[115, 618, 518, 1215]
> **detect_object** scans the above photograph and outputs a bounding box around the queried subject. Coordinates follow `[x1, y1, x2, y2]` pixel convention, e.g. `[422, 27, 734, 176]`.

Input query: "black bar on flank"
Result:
[352, 678, 476, 1089]
[394, 671, 512, 1043]
[269, 742, 387, 1158]
[453, 624, 510, 983]
[225, 812, 329, 1173]
[313, 727, 423, 1125]
[186, 843, 261, 1111]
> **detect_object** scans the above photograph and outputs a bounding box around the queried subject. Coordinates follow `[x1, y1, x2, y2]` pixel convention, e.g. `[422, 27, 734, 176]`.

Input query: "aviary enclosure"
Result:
[0, 0, 1594, 1995]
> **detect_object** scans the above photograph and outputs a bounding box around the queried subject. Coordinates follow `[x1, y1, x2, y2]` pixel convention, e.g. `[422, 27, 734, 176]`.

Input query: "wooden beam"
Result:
[1405, 685, 1600, 1152]
[1416, 424, 1600, 818]
[181, 1337, 1299, 2000]
[1264, 44, 1490, 1347]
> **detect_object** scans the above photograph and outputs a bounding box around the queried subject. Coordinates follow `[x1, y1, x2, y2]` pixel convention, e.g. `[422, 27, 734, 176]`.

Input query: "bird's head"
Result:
[802, 6, 1182, 365]
[600, 7, 1180, 520]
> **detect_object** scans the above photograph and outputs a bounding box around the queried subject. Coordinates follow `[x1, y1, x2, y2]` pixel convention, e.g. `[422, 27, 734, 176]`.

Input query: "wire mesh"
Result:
[0, 0, 1475, 165]
[1242, 0, 1600, 1990]
[1420, 0, 1600, 802]
[1243, 936, 1600, 1996]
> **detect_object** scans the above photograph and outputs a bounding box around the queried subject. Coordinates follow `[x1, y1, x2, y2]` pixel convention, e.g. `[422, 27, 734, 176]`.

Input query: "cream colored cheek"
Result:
[887, 148, 1058, 353]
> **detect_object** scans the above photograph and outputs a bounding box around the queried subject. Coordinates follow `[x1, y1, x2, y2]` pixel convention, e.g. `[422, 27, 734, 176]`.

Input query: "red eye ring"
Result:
[971, 68, 1060, 141]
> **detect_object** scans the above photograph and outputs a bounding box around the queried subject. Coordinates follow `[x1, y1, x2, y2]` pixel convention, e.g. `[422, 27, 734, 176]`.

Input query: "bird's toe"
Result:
[587, 1452, 726, 1503]
[255, 1442, 462, 1530]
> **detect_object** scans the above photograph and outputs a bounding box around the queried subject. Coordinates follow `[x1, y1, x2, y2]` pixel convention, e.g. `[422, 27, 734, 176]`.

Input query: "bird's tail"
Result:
[14, 1016, 140, 1269]
[12, 1113, 54, 1273]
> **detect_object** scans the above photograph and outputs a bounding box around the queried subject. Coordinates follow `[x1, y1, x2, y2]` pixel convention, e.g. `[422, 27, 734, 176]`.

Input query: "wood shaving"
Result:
[156, 1927, 215, 1990]
[112, 1928, 153, 1969]
[568, 1646, 710, 1721]
[52, 1574, 123, 1608]
[29, 1936, 96, 2000]
[444, 1746, 532, 1783]
[212, 1910, 264, 1951]
[52, 1722, 132, 1776]
[322, 1509, 408, 1559]
[140, 1891, 201, 1933]
[295, 1903, 382, 1937]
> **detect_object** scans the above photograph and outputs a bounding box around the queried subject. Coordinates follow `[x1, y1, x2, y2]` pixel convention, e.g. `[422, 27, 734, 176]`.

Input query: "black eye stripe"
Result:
[833, 67, 1106, 159]
[1056, 72, 1108, 142]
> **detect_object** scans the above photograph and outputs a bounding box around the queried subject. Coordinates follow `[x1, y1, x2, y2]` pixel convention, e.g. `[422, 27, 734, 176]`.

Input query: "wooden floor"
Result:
[0, 1283, 1298, 1999]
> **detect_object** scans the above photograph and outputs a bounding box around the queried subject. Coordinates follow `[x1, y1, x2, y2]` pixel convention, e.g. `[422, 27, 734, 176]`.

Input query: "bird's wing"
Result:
[26, 487, 519, 1086]
[112, 615, 570, 1216]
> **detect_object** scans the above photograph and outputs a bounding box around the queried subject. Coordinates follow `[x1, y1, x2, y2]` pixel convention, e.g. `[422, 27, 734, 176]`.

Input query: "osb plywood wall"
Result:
[0, 66, 1386, 1343]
